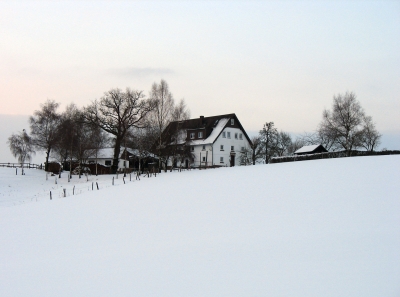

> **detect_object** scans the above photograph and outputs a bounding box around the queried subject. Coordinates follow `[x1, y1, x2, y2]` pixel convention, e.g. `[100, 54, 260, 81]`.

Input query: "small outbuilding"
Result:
[294, 144, 328, 155]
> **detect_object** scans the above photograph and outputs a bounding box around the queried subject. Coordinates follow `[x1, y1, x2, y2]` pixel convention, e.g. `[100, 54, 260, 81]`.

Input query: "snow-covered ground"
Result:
[0, 156, 399, 297]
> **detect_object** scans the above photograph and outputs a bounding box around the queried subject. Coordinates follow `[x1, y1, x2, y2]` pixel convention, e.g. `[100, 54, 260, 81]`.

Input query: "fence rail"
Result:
[0, 163, 43, 169]
[270, 150, 400, 164]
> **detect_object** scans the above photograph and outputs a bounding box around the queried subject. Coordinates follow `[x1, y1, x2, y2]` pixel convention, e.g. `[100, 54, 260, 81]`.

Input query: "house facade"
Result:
[161, 114, 252, 168]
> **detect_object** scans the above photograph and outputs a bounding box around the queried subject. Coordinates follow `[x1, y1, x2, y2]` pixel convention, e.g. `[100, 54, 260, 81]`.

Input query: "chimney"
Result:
[200, 115, 204, 125]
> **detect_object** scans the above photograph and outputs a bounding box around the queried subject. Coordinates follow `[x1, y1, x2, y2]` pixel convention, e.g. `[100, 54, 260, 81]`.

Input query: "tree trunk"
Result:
[45, 147, 51, 171]
[112, 137, 122, 174]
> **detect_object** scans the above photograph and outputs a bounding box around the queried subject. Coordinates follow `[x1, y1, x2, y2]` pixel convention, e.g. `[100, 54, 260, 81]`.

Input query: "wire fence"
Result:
[0, 162, 43, 169]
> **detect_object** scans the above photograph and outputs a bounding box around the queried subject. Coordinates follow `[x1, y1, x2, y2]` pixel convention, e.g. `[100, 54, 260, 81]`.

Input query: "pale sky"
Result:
[1, 0, 399, 163]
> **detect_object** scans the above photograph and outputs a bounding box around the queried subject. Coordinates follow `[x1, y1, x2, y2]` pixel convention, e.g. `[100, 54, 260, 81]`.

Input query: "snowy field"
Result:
[0, 156, 399, 297]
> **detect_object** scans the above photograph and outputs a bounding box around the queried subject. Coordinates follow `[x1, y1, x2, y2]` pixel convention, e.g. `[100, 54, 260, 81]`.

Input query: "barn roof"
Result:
[295, 144, 326, 154]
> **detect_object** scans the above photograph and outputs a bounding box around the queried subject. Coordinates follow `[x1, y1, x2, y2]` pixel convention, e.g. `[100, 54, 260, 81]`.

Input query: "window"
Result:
[202, 157, 206, 162]
[220, 145, 224, 150]
[231, 119, 234, 125]
[227, 132, 231, 139]
[239, 133, 243, 140]
[190, 132, 195, 139]
[191, 146, 194, 151]
[202, 145, 206, 150]
[198, 131, 203, 138]
[235, 133, 238, 139]
[222, 132, 226, 138]
[231, 146, 234, 151]
[105, 160, 112, 166]
[241, 147, 245, 151]
[220, 157, 224, 163]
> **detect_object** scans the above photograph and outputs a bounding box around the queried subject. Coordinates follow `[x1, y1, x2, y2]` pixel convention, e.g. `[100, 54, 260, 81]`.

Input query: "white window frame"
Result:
[231, 119, 234, 125]
[231, 146, 234, 151]
[227, 132, 231, 139]
[202, 156, 206, 162]
[190, 132, 195, 139]
[239, 133, 243, 140]
[202, 145, 206, 150]
[220, 145, 224, 150]
[198, 131, 203, 138]
[235, 133, 238, 139]
[222, 132, 226, 138]
[220, 157, 224, 163]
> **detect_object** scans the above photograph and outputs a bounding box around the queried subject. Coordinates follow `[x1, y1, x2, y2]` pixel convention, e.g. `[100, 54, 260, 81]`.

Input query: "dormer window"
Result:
[198, 131, 203, 138]
[190, 132, 195, 139]
[231, 119, 234, 125]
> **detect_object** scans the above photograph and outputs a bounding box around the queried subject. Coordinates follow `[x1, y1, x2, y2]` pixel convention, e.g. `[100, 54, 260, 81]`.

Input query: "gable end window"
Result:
[239, 133, 243, 140]
[231, 119, 234, 125]
[222, 132, 226, 138]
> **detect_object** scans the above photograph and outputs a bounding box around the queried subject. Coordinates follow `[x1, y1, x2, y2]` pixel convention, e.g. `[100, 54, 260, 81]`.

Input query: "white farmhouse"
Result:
[160, 114, 252, 168]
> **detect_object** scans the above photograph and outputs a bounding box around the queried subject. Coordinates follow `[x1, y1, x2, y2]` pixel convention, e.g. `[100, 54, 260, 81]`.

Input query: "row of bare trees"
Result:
[8, 80, 190, 173]
[240, 92, 382, 165]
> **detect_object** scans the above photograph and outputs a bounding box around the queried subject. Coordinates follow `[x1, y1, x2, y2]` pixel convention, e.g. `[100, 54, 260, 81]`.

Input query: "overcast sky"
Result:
[1, 0, 399, 163]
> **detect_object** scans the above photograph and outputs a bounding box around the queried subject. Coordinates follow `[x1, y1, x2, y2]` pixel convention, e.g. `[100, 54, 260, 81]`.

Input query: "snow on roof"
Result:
[189, 118, 229, 145]
[95, 148, 115, 159]
[92, 147, 131, 159]
[294, 144, 320, 154]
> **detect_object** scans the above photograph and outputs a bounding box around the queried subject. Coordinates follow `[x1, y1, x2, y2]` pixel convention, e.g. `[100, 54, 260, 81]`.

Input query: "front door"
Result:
[230, 154, 235, 167]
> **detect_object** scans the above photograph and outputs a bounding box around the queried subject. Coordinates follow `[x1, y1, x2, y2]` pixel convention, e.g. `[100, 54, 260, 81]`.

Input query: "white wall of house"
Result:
[213, 127, 251, 166]
[87, 158, 128, 170]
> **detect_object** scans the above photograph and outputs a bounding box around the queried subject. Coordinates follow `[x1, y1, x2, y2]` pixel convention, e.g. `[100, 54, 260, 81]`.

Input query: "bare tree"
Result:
[275, 131, 292, 156]
[149, 80, 175, 172]
[29, 100, 61, 171]
[259, 122, 278, 163]
[360, 115, 381, 151]
[318, 92, 376, 155]
[83, 88, 154, 173]
[8, 129, 35, 169]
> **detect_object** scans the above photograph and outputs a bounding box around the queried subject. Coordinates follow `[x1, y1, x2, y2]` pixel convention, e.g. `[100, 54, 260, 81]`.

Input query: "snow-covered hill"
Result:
[1, 156, 399, 297]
